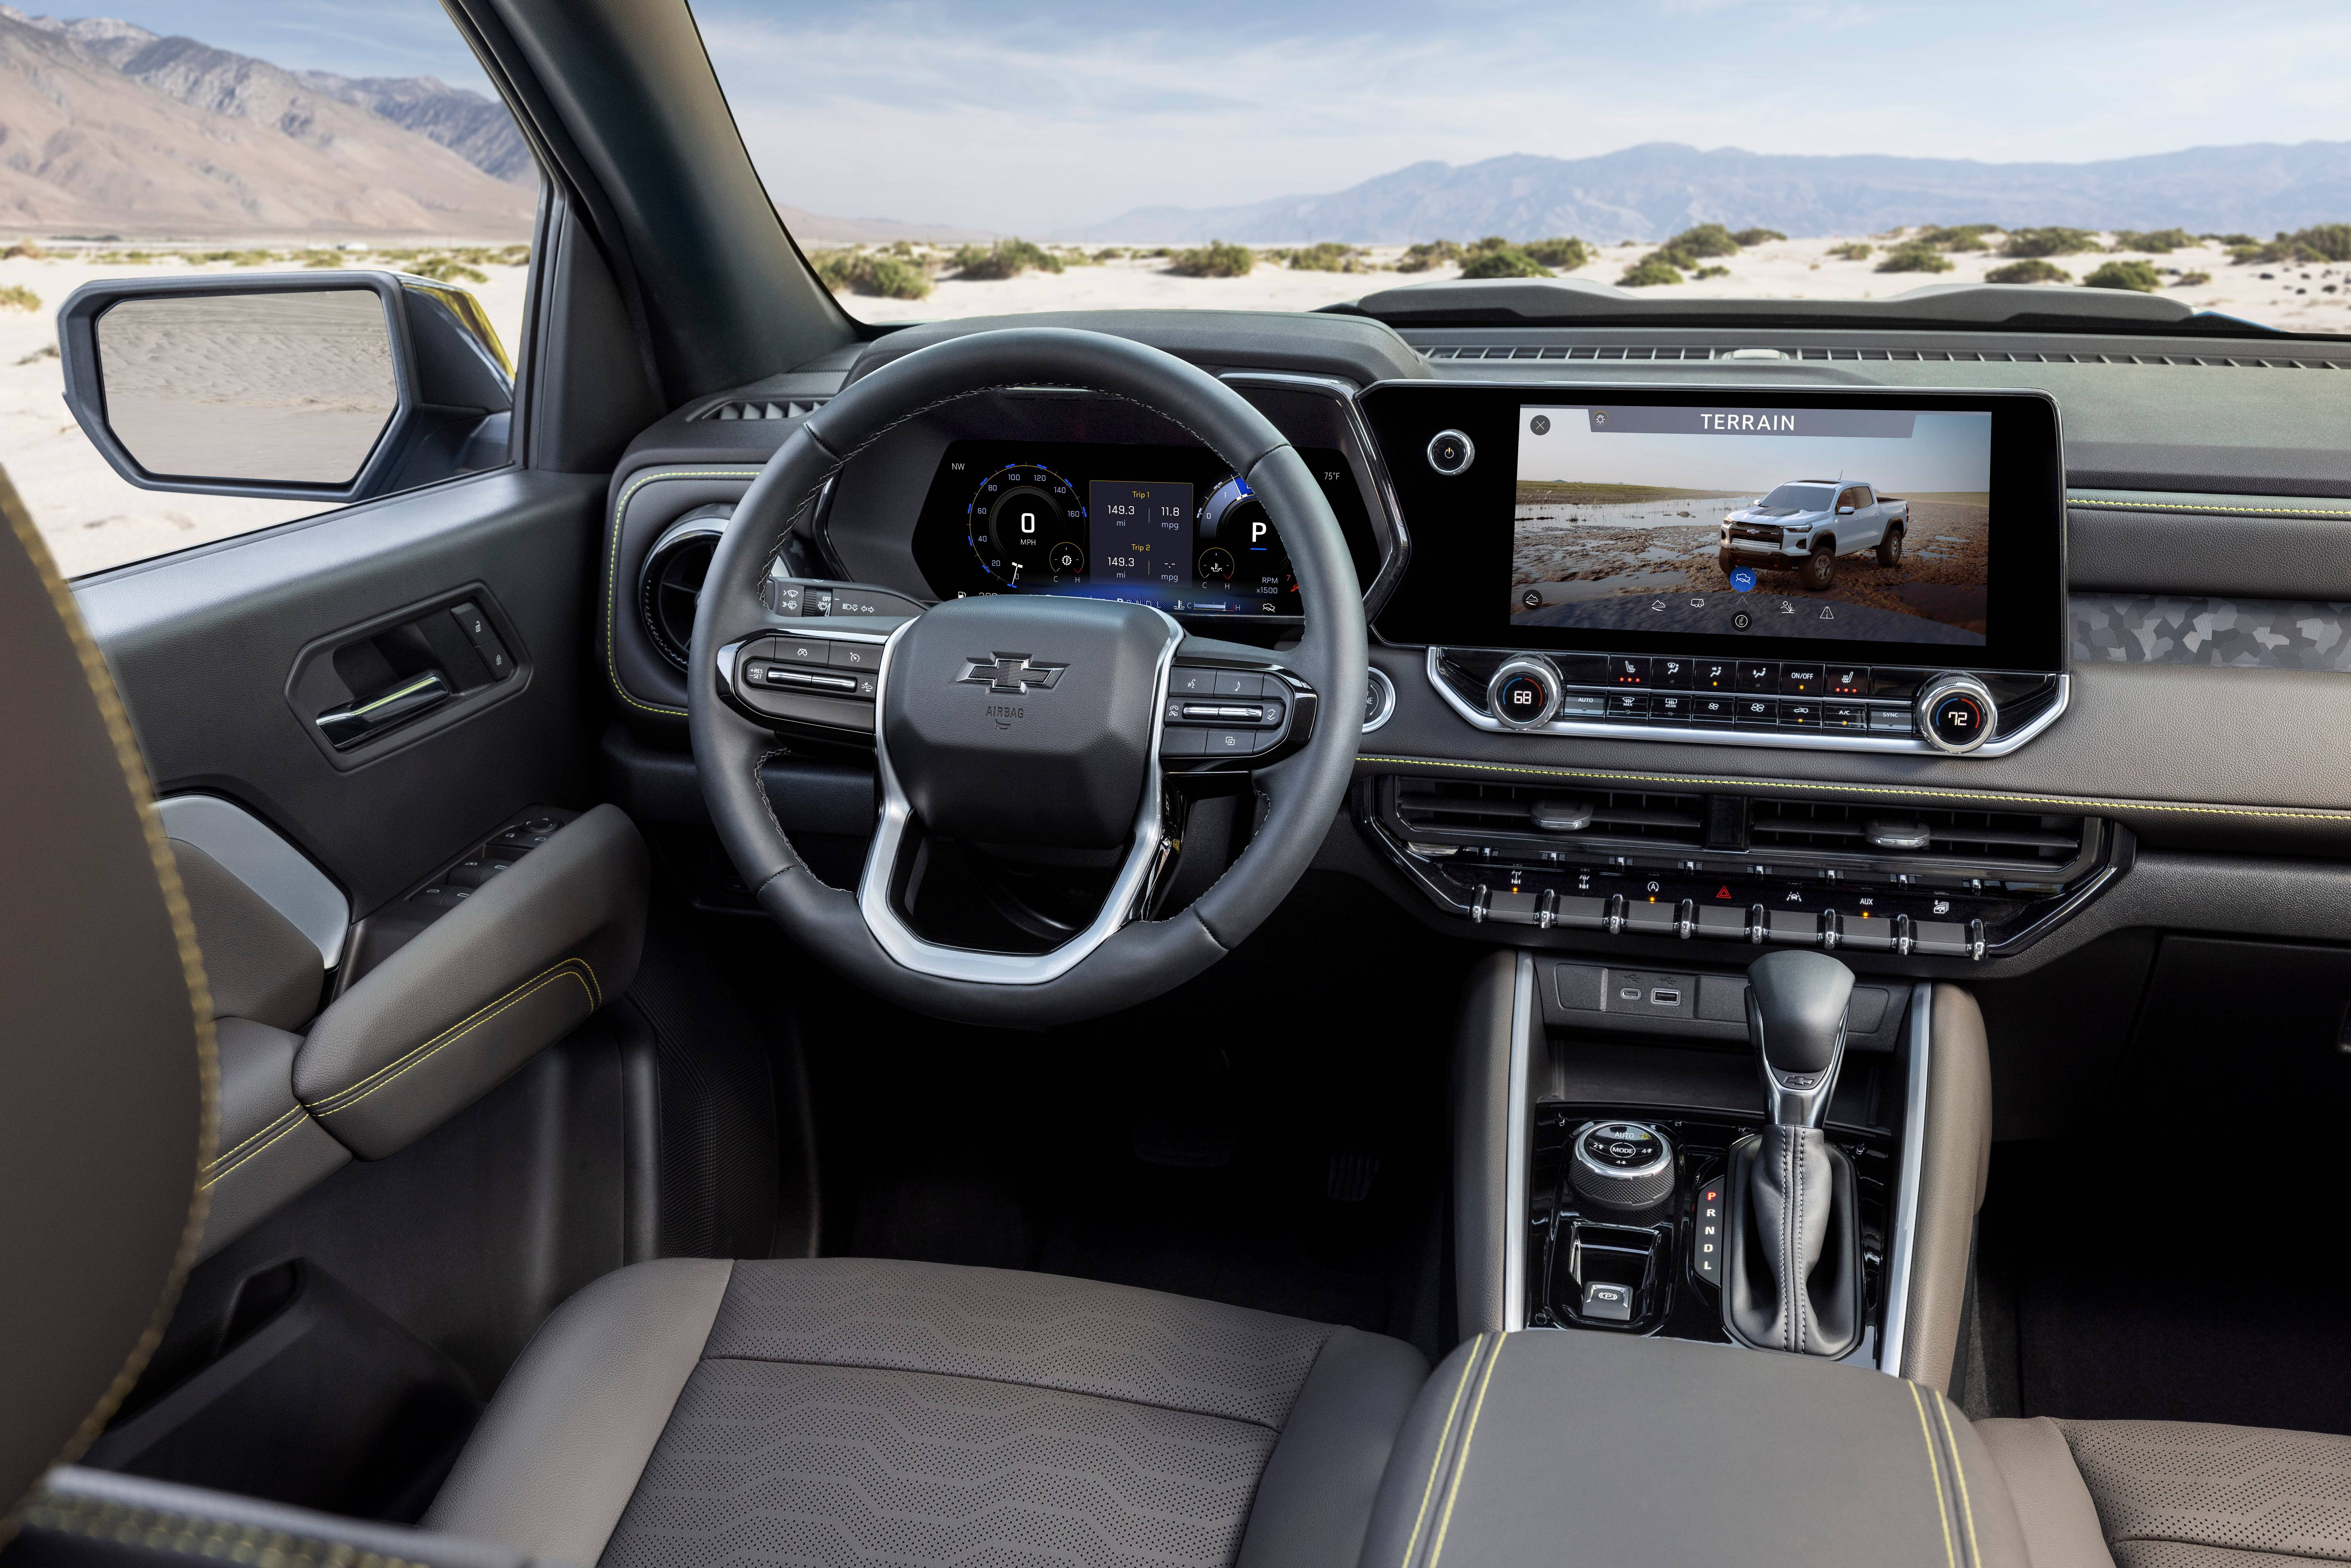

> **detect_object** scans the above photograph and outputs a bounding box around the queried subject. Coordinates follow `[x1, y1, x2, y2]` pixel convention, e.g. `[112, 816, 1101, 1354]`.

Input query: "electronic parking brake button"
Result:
[1581, 1280, 1635, 1323]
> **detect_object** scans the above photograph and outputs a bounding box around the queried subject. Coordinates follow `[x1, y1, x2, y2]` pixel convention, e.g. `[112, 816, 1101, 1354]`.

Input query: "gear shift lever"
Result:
[1721, 949, 1864, 1358]
[1748, 949, 1854, 1129]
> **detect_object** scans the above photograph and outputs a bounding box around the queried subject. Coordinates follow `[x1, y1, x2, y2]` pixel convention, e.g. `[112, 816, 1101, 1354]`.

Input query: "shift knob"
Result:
[1746, 949, 1855, 1128]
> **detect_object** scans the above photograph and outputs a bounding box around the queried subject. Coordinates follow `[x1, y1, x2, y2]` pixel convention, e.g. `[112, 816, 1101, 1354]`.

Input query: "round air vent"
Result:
[639, 506, 732, 671]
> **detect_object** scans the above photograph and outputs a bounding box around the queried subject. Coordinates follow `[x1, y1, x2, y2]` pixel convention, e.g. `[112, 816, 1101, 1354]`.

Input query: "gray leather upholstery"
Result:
[1905, 983, 1995, 1391]
[1359, 1329, 2032, 1568]
[194, 1020, 349, 1262]
[0, 471, 212, 1529]
[1980, 1417, 2351, 1568]
[165, 841, 322, 1033]
[294, 804, 649, 1159]
[431, 1257, 1427, 1568]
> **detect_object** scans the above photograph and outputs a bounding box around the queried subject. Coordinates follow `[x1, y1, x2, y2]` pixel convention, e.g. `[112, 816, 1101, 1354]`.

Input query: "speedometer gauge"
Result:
[967, 463, 1086, 588]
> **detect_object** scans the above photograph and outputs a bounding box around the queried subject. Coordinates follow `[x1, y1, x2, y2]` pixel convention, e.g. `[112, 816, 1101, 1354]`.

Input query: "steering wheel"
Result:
[689, 328, 1366, 1027]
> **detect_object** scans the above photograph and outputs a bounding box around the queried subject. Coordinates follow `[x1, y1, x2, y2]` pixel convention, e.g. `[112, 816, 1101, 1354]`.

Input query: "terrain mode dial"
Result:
[1916, 671, 1997, 754]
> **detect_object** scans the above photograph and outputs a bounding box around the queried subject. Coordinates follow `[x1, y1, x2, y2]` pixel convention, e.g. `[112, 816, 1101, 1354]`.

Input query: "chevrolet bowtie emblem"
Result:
[957, 653, 1068, 694]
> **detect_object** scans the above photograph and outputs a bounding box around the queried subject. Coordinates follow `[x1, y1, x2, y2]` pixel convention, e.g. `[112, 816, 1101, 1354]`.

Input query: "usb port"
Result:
[1649, 987, 1682, 1007]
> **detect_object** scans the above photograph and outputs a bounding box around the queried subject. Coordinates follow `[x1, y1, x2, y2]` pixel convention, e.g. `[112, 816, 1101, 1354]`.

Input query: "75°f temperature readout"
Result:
[1088, 479, 1192, 590]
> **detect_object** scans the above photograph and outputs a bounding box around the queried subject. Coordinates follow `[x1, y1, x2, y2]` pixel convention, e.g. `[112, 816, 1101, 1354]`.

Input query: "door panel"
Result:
[77, 468, 605, 915]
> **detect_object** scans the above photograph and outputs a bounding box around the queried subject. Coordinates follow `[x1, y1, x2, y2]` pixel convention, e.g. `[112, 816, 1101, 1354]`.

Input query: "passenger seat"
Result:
[1978, 1416, 2351, 1568]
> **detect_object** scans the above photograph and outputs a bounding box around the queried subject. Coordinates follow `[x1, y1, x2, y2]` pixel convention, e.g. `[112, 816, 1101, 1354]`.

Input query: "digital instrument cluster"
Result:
[912, 441, 1376, 619]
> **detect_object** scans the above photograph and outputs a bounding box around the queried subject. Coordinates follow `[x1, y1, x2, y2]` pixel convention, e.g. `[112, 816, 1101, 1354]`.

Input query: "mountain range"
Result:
[0, 5, 536, 238]
[1068, 142, 2351, 244]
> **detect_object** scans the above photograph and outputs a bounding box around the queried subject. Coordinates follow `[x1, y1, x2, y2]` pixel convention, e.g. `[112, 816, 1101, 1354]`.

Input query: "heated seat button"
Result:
[1826, 664, 1871, 698]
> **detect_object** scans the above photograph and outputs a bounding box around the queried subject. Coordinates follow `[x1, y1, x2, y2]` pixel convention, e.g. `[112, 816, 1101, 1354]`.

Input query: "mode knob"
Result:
[1486, 655, 1561, 729]
[1569, 1121, 1676, 1214]
[1915, 672, 1997, 755]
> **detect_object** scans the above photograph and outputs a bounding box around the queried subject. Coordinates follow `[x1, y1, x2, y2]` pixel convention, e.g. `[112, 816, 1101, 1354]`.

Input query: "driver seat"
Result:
[420, 1256, 1427, 1568]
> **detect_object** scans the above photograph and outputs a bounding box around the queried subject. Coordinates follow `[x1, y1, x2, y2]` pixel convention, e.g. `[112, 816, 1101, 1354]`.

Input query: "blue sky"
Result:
[68, 1, 2351, 231]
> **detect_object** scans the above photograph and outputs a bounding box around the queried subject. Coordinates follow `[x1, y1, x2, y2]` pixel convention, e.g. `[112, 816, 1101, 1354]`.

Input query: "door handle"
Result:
[316, 669, 452, 750]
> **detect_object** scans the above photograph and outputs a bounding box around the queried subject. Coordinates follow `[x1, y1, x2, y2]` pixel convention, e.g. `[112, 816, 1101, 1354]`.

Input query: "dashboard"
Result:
[598, 305, 2351, 981]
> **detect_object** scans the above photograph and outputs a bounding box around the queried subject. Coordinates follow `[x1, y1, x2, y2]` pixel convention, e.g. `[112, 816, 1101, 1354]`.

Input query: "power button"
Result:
[1427, 430, 1476, 476]
[1915, 672, 1997, 754]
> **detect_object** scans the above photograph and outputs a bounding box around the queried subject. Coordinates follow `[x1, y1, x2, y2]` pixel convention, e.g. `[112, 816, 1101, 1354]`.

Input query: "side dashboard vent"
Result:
[1389, 779, 1707, 851]
[691, 396, 831, 421]
[1746, 800, 2083, 871]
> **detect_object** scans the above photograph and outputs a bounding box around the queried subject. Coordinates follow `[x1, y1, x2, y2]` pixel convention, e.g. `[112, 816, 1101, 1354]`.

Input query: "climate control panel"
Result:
[1434, 648, 2064, 758]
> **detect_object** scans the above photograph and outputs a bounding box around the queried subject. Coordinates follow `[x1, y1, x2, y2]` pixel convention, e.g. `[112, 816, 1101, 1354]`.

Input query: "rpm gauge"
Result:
[967, 463, 1087, 589]
[1196, 475, 1297, 609]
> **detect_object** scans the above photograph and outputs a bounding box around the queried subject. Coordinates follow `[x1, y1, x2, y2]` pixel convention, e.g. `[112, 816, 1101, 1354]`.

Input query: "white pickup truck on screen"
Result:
[1718, 481, 1907, 589]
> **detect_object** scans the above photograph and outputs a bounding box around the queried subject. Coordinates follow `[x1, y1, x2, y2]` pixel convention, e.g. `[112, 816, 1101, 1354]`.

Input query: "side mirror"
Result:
[57, 271, 513, 504]
[1836, 505, 1855, 515]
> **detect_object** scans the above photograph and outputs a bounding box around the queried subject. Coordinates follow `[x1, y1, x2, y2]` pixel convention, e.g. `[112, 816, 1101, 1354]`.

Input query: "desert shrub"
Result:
[2003, 227, 2101, 257]
[952, 238, 1063, 279]
[1985, 257, 2072, 284]
[1470, 235, 1511, 253]
[1693, 264, 1731, 279]
[1875, 243, 1954, 273]
[2175, 270, 2213, 286]
[1650, 245, 1701, 271]
[1460, 246, 1550, 279]
[16, 342, 58, 364]
[1396, 240, 1460, 272]
[2204, 232, 2256, 247]
[302, 250, 351, 269]
[813, 249, 932, 298]
[1286, 241, 1367, 272]
[2110, 227, 2193, 253]
[2, 239, 48, 260]
[1827, 241, 1873, 261]
[0, 283, 40, 311]
[1731, 228, 1785, 245]
[1093, 247, 1126, 261]
[1168, 239, 1254, 278]
[1665, 223, 1741, 258]
[406, 254, 489, 284]
[2082, 259, 2162, 292]
[1522, 236, 1593, 269]
[1914, 224, 1998, 251]
[1617, 256, 1684, 287]
[2242, 224, 2351, 264]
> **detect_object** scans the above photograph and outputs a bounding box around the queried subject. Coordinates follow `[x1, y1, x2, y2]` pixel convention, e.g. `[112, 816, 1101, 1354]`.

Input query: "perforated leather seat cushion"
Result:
[424, 1258, 1428, 1568]
[1980, 1417, 2351, 1568]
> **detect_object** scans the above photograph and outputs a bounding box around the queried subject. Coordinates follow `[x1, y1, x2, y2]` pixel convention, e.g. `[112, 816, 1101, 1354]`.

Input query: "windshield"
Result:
[688, 2, 2348, 333]
[1758, 486, 1837, 513]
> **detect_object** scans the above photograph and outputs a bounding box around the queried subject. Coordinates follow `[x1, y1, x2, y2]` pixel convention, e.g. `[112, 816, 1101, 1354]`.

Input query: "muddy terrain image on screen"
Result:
[1511, 405, 1992, 645]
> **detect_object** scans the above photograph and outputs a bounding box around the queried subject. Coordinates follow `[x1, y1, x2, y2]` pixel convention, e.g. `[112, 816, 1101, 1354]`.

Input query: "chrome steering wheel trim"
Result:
[856, 607, 1185, 984]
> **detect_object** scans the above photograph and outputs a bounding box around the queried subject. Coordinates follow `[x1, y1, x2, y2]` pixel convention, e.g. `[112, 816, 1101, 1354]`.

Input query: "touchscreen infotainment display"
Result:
[1512, 404, 1993, 647]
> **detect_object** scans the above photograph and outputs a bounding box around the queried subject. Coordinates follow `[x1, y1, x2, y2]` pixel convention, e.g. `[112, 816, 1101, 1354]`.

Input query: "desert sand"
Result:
[2, 232, 2342, 576]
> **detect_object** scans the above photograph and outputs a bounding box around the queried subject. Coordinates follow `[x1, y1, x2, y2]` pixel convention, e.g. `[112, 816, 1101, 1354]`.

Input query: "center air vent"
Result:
[1746, 801, 2083, 872]
[1389, 779, 1707, 852]
[639, 508, 731, 670]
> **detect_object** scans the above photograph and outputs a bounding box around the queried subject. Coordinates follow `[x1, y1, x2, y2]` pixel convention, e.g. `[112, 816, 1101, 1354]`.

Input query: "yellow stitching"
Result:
[1910, 1381, 1960, 1568]
[24, 1492, 429, 1568]
[200, 1113, 312, 1188]
[202, 1105, 305, 1175]
[2, 461, 217, 1491]
[2071, 498, 2351, 518]
[1356, 754, 2351, 823]
[1427, 1331, 1506, 1568]
[309, 961, 596, 1117]
[1935, 1393, 1985, 1568]
[1398, 1333, 1484, 1568]
[605, 468, 764, 717]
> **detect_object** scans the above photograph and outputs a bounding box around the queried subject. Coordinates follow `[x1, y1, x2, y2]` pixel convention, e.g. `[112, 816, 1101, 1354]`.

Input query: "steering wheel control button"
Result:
[1159, 727, 1207, 757]
[1916, 671, 1997, 754]
[827, 641, 878, 668]
[770, 637, 829, 666]
[1214, 670, 1266, 698]
[1426, 429, 1476, 476]
[1487, 655, 1561, 729]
